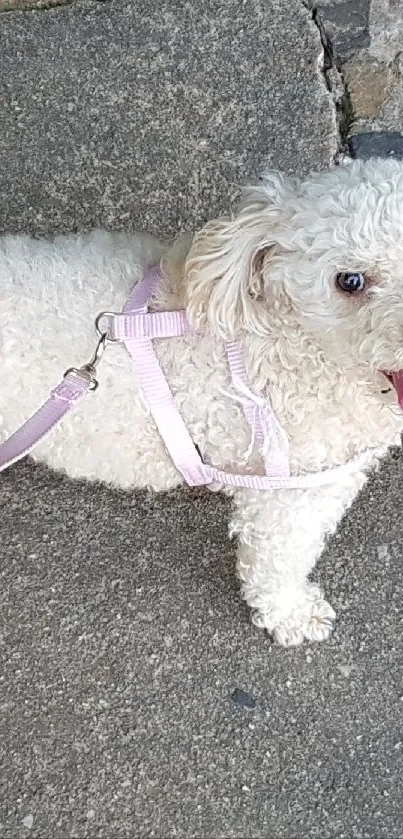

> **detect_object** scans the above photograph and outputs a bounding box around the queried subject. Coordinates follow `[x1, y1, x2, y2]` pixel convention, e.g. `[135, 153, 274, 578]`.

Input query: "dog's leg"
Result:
[231, 474, 367, 646]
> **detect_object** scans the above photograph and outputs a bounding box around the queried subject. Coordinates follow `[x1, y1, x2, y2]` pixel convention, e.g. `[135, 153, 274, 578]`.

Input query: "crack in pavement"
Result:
[0, 0, 106, 12]
[304, 0, 403, 162]
[302, 0, 354, 162]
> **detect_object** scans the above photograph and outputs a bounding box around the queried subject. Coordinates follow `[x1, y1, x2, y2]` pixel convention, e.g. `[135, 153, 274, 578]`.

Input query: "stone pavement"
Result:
[1, 1, 403, 837]
[311, 0, 403, 157]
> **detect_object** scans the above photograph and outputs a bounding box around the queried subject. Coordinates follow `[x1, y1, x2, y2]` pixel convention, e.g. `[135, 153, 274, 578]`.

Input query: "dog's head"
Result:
[185, 158, 403, 406]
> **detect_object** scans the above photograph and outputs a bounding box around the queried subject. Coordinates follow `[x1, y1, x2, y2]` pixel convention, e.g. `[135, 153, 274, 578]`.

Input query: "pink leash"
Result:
[0, 375, 90, 472]
[0, 267, 370, 488]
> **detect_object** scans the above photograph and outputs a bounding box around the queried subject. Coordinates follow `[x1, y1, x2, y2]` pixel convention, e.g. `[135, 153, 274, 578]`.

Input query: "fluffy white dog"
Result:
[1, 157, 403, 646]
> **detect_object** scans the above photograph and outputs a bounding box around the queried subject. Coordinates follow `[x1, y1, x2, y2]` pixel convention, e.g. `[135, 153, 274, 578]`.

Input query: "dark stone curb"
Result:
[349, 131, 403, 160]
[311, 0, 371, 61]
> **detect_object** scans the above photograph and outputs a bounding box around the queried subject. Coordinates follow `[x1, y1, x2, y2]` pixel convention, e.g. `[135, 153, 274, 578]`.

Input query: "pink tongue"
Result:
[390, 371, 403, 410]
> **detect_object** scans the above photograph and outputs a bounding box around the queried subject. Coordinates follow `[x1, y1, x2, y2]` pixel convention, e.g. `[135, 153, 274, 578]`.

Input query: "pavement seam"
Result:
[0, 0, 103, 14]
[302, 0, 354, 163]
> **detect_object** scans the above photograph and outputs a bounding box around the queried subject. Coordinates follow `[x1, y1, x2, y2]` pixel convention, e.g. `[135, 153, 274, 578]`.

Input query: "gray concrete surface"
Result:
[3, 458, 403, 839]
[1, 1, 403, 838]
[0, 0, 335, 238]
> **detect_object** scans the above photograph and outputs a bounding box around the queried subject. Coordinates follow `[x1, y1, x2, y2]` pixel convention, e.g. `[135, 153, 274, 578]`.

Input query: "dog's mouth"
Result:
[383, 371, 403, 409]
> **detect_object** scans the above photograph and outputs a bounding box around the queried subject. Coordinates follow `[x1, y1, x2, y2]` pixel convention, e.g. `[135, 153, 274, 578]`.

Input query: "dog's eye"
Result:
[336, 272, 366, 294]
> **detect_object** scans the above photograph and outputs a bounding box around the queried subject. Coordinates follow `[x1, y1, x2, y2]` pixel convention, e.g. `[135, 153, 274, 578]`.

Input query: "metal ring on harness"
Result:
[95, 312, 121, 343]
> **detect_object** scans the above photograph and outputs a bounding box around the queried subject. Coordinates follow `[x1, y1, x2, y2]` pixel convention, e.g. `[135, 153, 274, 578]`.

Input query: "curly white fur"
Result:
[1, 158, 403, 646]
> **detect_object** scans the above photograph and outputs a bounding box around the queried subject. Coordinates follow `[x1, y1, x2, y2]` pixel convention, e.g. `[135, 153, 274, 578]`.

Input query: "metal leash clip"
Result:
[63, 317, 112, 391]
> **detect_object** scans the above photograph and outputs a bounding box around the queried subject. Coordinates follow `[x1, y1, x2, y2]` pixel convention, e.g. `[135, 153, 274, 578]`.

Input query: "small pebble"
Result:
[22, 815, 33, 830]
[231, 688, 257, 709]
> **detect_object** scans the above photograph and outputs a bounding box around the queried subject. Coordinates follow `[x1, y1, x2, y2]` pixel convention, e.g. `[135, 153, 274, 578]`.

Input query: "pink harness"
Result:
[0, 267, 370, 488]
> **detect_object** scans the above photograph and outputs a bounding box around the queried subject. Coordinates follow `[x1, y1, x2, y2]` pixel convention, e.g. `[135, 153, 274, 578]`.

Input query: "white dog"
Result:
[1, 157, 403, 646]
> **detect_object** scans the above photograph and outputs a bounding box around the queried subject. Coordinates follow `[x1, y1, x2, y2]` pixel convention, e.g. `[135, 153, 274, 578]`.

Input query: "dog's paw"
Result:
[252, 594, 336, 647]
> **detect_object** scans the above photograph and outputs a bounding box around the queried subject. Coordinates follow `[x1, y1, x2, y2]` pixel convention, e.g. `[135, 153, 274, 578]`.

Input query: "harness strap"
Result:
[225, 341, 265, 444]
[122, 267, 211, 487]
[225, 342, 291, 478]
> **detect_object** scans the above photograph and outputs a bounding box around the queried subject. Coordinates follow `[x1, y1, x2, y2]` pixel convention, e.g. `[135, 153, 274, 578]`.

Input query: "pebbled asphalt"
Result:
[1, 1, 403, 837]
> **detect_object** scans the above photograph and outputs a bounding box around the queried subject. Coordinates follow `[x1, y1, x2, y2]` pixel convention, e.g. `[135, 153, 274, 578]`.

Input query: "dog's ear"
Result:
[184, 171, 297, 337]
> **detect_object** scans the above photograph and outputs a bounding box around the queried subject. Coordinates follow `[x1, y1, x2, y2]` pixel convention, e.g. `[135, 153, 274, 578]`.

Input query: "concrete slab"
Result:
[2, 457, 403, 839]
[0, 0, 335, 238]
